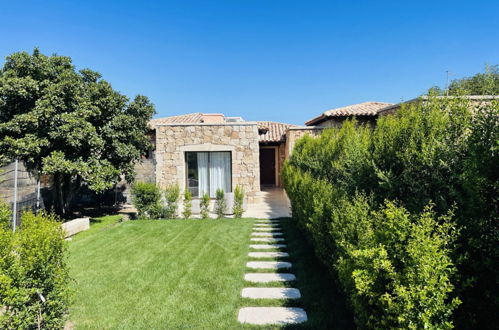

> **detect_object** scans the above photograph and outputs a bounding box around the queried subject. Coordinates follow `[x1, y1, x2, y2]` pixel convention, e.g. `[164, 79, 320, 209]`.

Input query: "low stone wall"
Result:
[61, 217, 90, 238]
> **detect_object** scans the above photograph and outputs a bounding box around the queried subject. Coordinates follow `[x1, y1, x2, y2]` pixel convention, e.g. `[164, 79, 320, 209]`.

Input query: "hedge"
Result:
[0, 205, 71, 329]
[283, 96, 498, 328]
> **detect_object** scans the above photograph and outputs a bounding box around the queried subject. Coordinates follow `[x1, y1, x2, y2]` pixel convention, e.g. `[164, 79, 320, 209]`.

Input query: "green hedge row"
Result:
[282, 96, 498, 328]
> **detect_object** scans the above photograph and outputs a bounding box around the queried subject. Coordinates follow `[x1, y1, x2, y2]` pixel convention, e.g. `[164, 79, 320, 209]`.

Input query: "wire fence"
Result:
[0, 160, 41, 229]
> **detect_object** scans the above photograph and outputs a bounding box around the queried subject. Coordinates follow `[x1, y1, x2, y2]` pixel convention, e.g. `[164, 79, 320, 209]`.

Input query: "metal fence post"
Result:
[36, 178, 41, 213]
[12, 159, 18, 231]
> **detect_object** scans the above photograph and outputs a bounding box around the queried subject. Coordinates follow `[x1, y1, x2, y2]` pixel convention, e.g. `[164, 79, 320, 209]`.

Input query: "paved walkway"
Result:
[243, 188, 291, 219]
[237, 219, 308, 326]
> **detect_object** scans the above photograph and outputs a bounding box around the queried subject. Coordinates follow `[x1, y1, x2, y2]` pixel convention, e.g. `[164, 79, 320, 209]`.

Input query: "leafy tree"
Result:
[428, 64, 499, 95]
[0, 49, 154, 217]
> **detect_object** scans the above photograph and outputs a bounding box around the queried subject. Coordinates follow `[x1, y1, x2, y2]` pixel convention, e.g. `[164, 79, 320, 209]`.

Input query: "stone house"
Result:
[145, 113, 300, 205]
[140, 102, 395, 209]
[124, 95, 499, 215]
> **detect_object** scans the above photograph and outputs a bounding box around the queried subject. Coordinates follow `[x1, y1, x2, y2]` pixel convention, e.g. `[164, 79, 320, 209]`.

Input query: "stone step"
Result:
[250, 237, 285, 243]
[246, 261, 292, 269]
[252, 232, 283, 237]
[249, 244, 286, 250]
[248, 252, 289, 258]
[241, 287, 301, 299]
[238, 307, 307, 325]
[244, 273, 296, 283]
[253, 224, 280, 227]
[253, 227, 281, 231]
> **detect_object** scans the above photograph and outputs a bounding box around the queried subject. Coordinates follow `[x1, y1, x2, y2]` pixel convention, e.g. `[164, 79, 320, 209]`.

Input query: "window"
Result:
[185, 151, 231, 198]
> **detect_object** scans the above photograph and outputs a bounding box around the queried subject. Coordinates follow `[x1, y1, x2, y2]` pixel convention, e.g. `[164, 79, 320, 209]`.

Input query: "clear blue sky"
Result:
[1, 1, 498, 125]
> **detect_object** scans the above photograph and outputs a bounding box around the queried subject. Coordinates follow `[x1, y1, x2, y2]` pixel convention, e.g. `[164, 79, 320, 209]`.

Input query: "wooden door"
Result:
[259, 148, 276, 186]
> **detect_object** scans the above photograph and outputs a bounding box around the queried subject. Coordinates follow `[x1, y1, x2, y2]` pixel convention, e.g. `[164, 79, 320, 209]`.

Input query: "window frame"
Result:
[184, 151, 232, 198]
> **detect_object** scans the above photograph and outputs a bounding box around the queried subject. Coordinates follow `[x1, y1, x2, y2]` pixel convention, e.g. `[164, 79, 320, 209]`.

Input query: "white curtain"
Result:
[209, 152, 231, 197]
[197, 152, 209, 197]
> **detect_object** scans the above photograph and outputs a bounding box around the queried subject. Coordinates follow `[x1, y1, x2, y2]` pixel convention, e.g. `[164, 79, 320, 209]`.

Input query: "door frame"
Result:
[259, 145, 279, 187]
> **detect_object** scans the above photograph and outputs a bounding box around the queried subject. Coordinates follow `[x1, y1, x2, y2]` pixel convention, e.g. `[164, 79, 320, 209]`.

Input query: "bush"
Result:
[182, 189, 192, 219]
[336, 201, 459, 329]
[164, 184, 180, 219]
[214, 189, 226, 219]
[233, 185, 244, 218]
[0, 200, 10, 230]
[131, 182, 162, 219]
[281, 96, 497, 328]
[0, 211, 72, 329]
[200, 192, 210, 219]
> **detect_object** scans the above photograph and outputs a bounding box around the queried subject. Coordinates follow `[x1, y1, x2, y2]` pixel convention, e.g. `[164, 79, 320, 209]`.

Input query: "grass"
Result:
[68, 216, 353, 329]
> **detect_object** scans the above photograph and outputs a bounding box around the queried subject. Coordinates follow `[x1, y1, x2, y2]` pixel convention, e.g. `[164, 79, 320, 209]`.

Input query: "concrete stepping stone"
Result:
[238, 307, 307, 325]
[246, 261, 292, 269]
[252, 232, 283, 237]
[241, 287, 301, 299]
[248, 251, 289, 258]
[250, 237, 285, 242]
[249, 244, 286, 249]
[254, 224, 280, 227]
[253, 227, 281, 231]
[244, 273, 296, 283]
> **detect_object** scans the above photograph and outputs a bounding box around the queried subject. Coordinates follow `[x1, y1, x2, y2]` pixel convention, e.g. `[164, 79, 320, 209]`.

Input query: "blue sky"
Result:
[0, 1, 498, 125]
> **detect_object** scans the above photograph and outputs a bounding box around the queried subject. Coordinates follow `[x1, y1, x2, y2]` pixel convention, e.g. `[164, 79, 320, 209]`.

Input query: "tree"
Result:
[0, 49, 155, 217]
[428, 64, 499, 95]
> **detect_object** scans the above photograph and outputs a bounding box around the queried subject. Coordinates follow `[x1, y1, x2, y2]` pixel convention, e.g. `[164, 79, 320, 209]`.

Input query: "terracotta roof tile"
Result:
[149, 113, 204, 127]
[305, 101, 394, 125]
[257, 121, 297, 143]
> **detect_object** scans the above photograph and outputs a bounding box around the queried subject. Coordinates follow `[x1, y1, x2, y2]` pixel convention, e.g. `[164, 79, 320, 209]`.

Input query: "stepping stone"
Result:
[238, 307, 307, 325]
[241, 287, 301, 299]
[249, 244, 286, 249]
[254, 224, 280, 227]
[246, 261, 292, 269]
[252, 232, 283, 237]
[250, 237, 285, 242]
[253, 227, 281, 231]
[244, 273, 296, 283]
[248, 252, 289, 258]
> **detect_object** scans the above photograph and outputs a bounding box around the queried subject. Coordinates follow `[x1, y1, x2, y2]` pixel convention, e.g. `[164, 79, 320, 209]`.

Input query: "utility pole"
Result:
[445, 70, 453, 96]
[12, 159, 18, 232]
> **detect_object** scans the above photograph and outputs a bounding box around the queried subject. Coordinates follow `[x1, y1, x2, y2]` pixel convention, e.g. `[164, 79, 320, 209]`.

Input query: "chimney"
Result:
[201, 113, 225, 123]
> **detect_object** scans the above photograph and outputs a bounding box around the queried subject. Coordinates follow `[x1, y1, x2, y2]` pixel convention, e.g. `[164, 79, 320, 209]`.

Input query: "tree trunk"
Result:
[52, 173, 81, 219]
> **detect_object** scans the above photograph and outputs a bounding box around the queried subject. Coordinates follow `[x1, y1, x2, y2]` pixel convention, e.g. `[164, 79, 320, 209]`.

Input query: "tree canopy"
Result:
[429, 64, 499, 95]
[0, 49, 155, 216]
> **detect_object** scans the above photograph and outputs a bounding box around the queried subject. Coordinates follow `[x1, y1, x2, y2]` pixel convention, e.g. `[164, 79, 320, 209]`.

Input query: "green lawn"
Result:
[68, 217, 353, 329]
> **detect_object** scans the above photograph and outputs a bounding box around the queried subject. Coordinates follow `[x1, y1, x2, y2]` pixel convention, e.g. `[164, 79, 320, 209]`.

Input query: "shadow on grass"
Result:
[276, 218, 354, 330]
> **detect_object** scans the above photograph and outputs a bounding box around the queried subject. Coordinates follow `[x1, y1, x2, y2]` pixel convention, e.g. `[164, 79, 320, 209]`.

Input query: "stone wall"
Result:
[277, 143, 286, 187]
[155, 123, 261, 202]
[285, 127, 324, 159]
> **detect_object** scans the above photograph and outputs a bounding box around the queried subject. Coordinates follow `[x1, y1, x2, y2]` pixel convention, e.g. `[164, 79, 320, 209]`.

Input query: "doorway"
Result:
[259, 147, 276, 186]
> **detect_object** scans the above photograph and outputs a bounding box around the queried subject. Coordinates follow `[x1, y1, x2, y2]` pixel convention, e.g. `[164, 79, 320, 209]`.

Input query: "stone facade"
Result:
[285, 127, 324, 159]
[155, 123, 261, 202]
